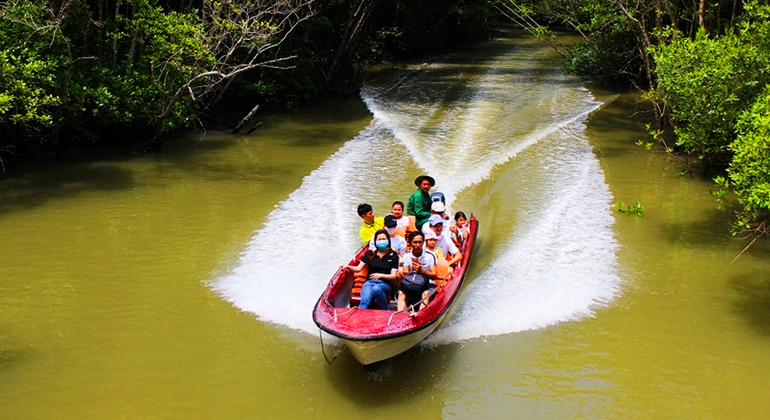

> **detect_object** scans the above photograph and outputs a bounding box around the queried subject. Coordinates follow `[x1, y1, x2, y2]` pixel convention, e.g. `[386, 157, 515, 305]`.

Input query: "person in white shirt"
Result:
[423, 214, 462, 267]
[449, 211, 469, 246]
[390, 201, 410, 228]
[397, 231, 437, 312]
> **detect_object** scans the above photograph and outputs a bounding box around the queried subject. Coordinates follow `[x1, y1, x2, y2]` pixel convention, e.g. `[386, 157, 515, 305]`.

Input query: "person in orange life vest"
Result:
[423, 214, 462, 267]
[390, 201, 410, 228]
[342, 229, 399, 310]
[397, 231, 437, 312]
[423, 228, 453, 290]
[357, 203, 384, 242]
[423, 228, 443, 259]
[369, 214, 407, 256]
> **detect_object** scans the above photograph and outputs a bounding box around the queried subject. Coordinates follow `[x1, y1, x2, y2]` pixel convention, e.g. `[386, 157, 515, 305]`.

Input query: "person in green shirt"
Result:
[358, 203, 384, 242]
[407, 175, 435, 230]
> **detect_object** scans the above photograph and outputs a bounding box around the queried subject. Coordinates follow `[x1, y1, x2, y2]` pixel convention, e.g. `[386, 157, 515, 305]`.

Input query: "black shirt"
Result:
[362, 250, 399, 279]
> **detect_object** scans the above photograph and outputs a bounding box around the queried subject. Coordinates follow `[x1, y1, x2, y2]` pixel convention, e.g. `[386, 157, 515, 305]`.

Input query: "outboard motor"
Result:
[431, 192, 445, 204]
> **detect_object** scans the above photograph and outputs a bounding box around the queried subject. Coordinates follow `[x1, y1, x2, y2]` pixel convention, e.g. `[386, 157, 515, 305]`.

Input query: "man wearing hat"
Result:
[407, 175, 435, 230]
[423, 214, 463, 267]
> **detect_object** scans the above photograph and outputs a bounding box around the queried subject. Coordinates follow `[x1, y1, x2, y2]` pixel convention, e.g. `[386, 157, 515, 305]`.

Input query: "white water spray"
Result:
[213, 40, 622, 342]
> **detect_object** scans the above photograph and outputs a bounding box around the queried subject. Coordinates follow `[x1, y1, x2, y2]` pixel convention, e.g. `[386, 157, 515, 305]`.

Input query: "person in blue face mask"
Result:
[369, 214, 407, 256]
[341, 229, 399, 310]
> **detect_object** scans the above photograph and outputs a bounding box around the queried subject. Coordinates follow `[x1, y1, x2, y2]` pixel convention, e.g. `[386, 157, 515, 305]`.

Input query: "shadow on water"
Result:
[0, 131, 242, 211]
[729, 272, 770, 337]
[0, 346, 29, 372]
[324, 340, 459, 406]
[0, 325, 30, 372]
[658, 208, 736, 249]
[585, 94, 653, 160]
[0, 161, 136, 217]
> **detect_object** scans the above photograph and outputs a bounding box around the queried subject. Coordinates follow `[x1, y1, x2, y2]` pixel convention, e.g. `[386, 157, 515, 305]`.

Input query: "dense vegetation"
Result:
[497, 0, 770, 241]
[0, 0, 494, 161]
[3, 0, 768, 241]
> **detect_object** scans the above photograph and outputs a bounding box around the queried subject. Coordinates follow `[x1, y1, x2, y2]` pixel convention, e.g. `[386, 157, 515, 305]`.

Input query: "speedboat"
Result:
[312, 215, 478, 365]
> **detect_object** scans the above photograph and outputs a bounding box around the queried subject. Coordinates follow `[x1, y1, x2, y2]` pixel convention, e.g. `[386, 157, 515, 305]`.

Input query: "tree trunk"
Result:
[699, 0, 707, 33]
[232, 104, 260, 134]
[325, 0, 378, 86]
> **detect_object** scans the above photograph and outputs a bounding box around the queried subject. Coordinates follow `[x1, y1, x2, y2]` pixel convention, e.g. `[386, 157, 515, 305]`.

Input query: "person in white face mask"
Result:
[370, 214, 407, 256]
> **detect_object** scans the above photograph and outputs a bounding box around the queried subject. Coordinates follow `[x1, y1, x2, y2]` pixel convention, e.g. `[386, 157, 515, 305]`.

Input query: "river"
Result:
[1, 32, 769, 419]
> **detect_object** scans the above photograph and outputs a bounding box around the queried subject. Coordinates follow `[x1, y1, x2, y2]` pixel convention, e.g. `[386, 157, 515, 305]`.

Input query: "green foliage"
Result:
[615, 201, 645, 217]
[726, 85, 770, 230]
[652, 25, 770, 156]
[109, 3, 212, 131]
[366, 0, 494, 60]
[561, 8, 641, 85]
[649, 1, 770, 234]
[0, 1, 66, 146]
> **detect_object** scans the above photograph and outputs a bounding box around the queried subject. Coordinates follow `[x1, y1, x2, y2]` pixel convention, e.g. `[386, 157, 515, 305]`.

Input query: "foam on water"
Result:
[212, 122, 399, 333]
[427, 122, 620, 345]
[212, 40, 622, 341]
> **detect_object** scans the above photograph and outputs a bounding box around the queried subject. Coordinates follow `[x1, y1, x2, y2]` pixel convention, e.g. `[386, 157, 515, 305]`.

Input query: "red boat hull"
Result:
[312, 216, 478, 364]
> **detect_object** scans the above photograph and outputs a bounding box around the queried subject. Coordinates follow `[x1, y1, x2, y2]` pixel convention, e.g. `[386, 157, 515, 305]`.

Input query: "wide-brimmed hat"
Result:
[414, 175, 435, 187]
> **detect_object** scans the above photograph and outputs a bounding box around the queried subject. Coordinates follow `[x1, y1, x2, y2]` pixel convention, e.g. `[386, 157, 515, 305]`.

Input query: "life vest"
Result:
[451, 231, 462, 247]
[392, 225, 407, 238]
[349, 250, 397, 307]
[407, 215, 417, 233]
[349, 266, 369, 307]
[433, 256, 451, 293]
[427, 246, 444, 261]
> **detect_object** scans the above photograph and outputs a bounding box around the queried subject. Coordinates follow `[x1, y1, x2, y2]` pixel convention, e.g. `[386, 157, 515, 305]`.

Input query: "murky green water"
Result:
[2, 34, 769, 419]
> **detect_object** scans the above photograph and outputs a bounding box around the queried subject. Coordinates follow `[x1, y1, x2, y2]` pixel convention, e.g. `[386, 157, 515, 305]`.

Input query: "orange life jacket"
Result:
[407, 215, 417, 233]
[392, 225, 407, 238]
[433, 257, 452, 293]
[349, 266, 368, 307]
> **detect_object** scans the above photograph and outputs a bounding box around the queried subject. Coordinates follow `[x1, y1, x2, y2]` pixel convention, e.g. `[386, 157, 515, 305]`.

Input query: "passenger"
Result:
[423, 228, 444, 260]
[357, 203, 384, 243]
[342, 230, 400, 310]
[424, 214, 463, 267]
[397, 231, 437, 312]
[370, 215, 407, 256]
[423, 228, 452, 294]
[390, 201, 410, 228]
[407, 175, 435, 231]
[430, 200, 453, 228]
[449, 211, 469, 246]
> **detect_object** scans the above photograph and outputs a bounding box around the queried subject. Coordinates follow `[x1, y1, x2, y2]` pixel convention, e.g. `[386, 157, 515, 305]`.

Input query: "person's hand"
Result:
[449, 226, 457, 233]
[411, 259, 421, 272]
[370, 273, 382, 280]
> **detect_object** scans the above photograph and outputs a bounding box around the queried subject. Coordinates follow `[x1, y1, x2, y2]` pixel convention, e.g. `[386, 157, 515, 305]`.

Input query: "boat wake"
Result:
[212, 39, 622, 343]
